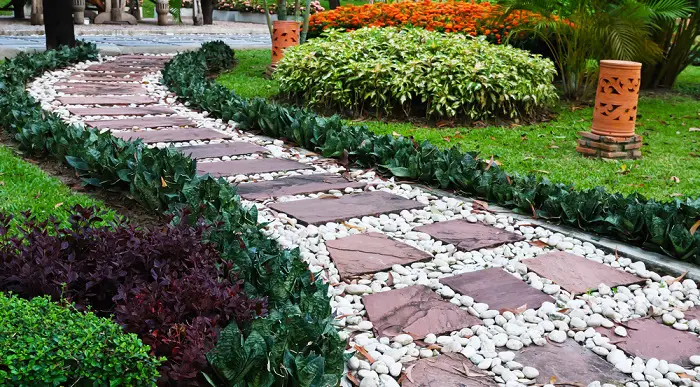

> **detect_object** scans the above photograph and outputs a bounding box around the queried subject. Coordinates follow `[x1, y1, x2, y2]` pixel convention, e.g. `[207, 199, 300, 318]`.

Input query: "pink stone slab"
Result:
[326, 233, 432, 279]
[362, 285, 481, 339]
[439, 268, 553, 312]
[112, 128, 231, 143]
[596, 318, 700, 367]
[67, 77, 140, 83]
[268, 191, 425, 226]
[71, 71, 141, 78]
[57, 96, 157, 106]
[177, 142, 269, 159]
[524, 251, 645, 295]
[68, 106, 177, 116]
[85, 117, 195, 130]
[414, 220, 525, 251]
[516, 339, 627, 385]
[57, 84, 145, 95]
[401, 353, 497, 387]
[236, 173, 365, 201]
[196, 159, 313, 177]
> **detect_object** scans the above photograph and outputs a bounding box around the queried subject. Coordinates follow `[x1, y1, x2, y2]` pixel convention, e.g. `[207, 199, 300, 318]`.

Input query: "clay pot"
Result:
[591, 60, 642, 138]
[271, 20, 300, 65]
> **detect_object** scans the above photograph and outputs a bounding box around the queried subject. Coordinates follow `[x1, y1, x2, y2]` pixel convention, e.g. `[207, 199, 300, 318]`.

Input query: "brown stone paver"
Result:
[68, 106, 177, 116]
[439, 268, 553, 312]
[596, 318, 700, 367]
[57, 84, 146, 95]
[85, 64, 156, 73]
[177, 142, 269, 159]
[236, 173, 365, 201]
[67, 77, 140, 83]
[684, 306, 700, 322]
[84, 117, 195, 130]
[363, 285, 480, 338]
[71, 71, 142, 78]
[112, 128, 231, 143]
[401, 353, 497, 387]
[57, 95, 157, 106]
[196, 158, 313, 177]
[517, 339, 627, 385]
[524, 251, 645, 295]
[268, 191, 425, 226]
[414, 220, 525, 251]
[326, 233, 432, 279]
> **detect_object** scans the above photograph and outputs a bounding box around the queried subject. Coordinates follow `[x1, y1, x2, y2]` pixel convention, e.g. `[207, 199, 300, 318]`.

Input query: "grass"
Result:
[216, 49, 700, 201]
[675, 65, 700, 98]
[0, 145, 117, 227]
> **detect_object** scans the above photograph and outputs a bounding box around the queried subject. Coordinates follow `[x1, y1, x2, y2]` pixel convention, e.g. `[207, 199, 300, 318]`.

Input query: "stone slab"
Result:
[196, 158, 313, 177]
[57, 95, 157, 106]
[57, 84, 145, 95]
[401, 353, 497, 387]
[177, 142, 269, 159]
[362, 285, 481, 339]
[268, 191, 425, 226]
[414, 220, 525, 251]
[516, 339, 627, 385]
[326, 233, 432, 279]
[439, 268, 553, 312]
[71, 71, 142, 78]
[596, 318, 700, 367]
[236, 173, 365, 201]
[85, 117, 195, 130]
[85, 64, 157, 72]
[67, 77, 140, 83]
[68, 106, 177, 116]
[524, 251, 645, 295]
[111, 128, 232, 143]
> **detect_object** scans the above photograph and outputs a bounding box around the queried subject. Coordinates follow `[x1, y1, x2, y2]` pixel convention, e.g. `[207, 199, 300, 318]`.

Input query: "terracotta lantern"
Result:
[271, 20, 300, 66]
[576, 60, 643, 160]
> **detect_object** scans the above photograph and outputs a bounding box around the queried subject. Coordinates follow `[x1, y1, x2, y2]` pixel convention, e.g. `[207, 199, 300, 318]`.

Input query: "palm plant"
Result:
[500, 0, 694, 100]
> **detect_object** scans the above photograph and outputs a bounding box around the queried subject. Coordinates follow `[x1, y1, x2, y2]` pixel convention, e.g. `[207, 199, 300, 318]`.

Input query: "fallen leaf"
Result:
[677, 372, 696, 380]
[160, 176, 168, 187]
[473, 200, 489, 211]
[531, 169, 551, 174]
[318, 194, 340, 199]
[338, 149, 350, 167]
[499, 303, 528, 314]
[343, 221, 366, 232]
[426, 344, 441, 350]
[690, 127, 700, 132]
[392, 131, 401, 137]
[557, 308, 570, 314]
[550, 375, 557, 384]
[506, 175, 512, 185]
[54, 202, 64, 209]
[34, 191, 41, 199]
[691, 219, 700, 235]
[346, 372, 360, 386]
[353, 344, 375, 364]
[667, 271, 688, 285]
[386, 272, 394, 287]
[484, 155, 495, 171]
[489, 136, 497, 141]
[670, 176, 681, 183]
[443, 136, 451, 142]
[529, 201, 538, 219]
[0, 181, 4, 186]
[404, 364, 416, 383]
[530, 240, 548, 248]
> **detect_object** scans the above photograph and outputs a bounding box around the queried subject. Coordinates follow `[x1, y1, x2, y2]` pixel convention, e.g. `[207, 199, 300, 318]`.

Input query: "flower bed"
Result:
[308, 0, 537, 42]
[183, 0, 324, 13]
[275, 27, 558, 120]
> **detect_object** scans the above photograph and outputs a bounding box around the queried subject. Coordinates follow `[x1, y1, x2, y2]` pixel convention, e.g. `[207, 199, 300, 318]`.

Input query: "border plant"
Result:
[162, 41, 700, 263]
[0, 43, 345, 386]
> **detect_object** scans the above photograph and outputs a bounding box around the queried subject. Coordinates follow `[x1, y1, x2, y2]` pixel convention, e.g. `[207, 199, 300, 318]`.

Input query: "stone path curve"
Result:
[29, 54, 700, 387]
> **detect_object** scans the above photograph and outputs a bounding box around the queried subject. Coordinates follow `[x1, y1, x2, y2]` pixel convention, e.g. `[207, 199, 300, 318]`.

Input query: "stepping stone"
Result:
[196, 158, 313, 177]
[401, 353, 497, 387]
[362, 285, 480, 338]
[596, 318, 700, 367]
[177, 142, 268, 159]
[524, 251, 645, 295]
[71, 71, 142, 78]
[118, 55, 171, 61]
[57, 84, 145, 95]
[516, 339, 627, 385]
[67, 77, 140, 83]
[236, 173, 365, 201]
[85, 117, 194, 130]
[68, 106, 177, 116]
[439, 268, 553, 312]
[268, 191, 425, 226]
[57, 95, 157, 106]
[414, 220, 525, 251]
[112, 128, 231, 143]
[326, 233, 432, 279]
[85, 64, 157, 72]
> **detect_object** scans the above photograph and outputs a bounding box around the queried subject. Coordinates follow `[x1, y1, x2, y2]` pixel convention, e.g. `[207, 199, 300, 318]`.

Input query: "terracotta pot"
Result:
[591, 60, 642, 138]
[271, 20, 300, 65]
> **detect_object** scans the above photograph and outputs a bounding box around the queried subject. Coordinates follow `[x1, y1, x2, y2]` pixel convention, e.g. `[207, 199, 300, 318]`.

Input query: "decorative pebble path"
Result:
[28, 55, 700, 387]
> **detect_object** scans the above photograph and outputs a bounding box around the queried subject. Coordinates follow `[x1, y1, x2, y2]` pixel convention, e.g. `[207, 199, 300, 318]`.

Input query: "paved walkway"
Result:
[28, 56, 700, 387]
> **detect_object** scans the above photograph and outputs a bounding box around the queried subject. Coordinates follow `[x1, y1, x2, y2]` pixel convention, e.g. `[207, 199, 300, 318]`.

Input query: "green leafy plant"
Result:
[275, 27, 558, 120]
[0, 292, 162, 386]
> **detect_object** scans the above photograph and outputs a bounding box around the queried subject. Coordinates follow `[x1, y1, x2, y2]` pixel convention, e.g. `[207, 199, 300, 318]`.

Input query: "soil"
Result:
[0, 131, 164, 230]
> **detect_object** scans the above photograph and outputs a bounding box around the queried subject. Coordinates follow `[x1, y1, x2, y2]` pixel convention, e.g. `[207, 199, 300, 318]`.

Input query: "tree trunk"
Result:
[44, 0, 76, 50]
[276, 0, 286, 20]
[202, 0, 213, 24]
[328, 0, 339, 10]
[12, 0, 25, 18]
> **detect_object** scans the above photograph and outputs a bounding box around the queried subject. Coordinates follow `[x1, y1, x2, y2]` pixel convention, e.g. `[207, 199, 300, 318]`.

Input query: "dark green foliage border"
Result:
[0, 43, 346, 386]
[162, 41, 700, 263]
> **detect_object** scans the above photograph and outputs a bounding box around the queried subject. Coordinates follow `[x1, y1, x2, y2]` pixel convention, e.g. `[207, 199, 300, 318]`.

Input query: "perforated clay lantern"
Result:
[576, 60, 643, 160]
[271, 20, 300, 66]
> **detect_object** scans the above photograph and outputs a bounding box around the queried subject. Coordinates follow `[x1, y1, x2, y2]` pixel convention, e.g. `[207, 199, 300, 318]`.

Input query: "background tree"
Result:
[11, 0, 24, 19]
[43, 0, 75, 50]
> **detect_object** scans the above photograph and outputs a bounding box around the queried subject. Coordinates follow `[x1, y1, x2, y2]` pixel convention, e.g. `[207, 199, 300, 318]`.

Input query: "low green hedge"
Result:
[0, 293, 162, 386]
[275, 27, 558, 120]
[162, 41, 700, 262]
[0, 43, 345, 385]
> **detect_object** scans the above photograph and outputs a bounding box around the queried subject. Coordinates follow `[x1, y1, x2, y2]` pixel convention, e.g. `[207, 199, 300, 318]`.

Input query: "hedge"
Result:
[0, 43, 345, 385]
[161, 41, 700, 263]
[0, 292, 162, 386]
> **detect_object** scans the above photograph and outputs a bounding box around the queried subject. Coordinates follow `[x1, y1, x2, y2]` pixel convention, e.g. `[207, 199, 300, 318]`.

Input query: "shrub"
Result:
[0, 206, 267, 385]
[0, 292, 162, 386]
[201, 40, 236, 74]
[275, 27, 558, 120]
[308, 0, 538, 42]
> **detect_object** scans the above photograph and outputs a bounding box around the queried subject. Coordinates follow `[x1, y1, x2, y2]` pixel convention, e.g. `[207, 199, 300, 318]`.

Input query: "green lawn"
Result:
[216, 49, 700, 201]
[0, 145, 117, 226]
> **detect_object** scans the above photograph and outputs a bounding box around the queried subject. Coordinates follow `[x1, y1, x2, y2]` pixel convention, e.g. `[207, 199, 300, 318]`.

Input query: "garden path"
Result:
[36, 55, 700, 387]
